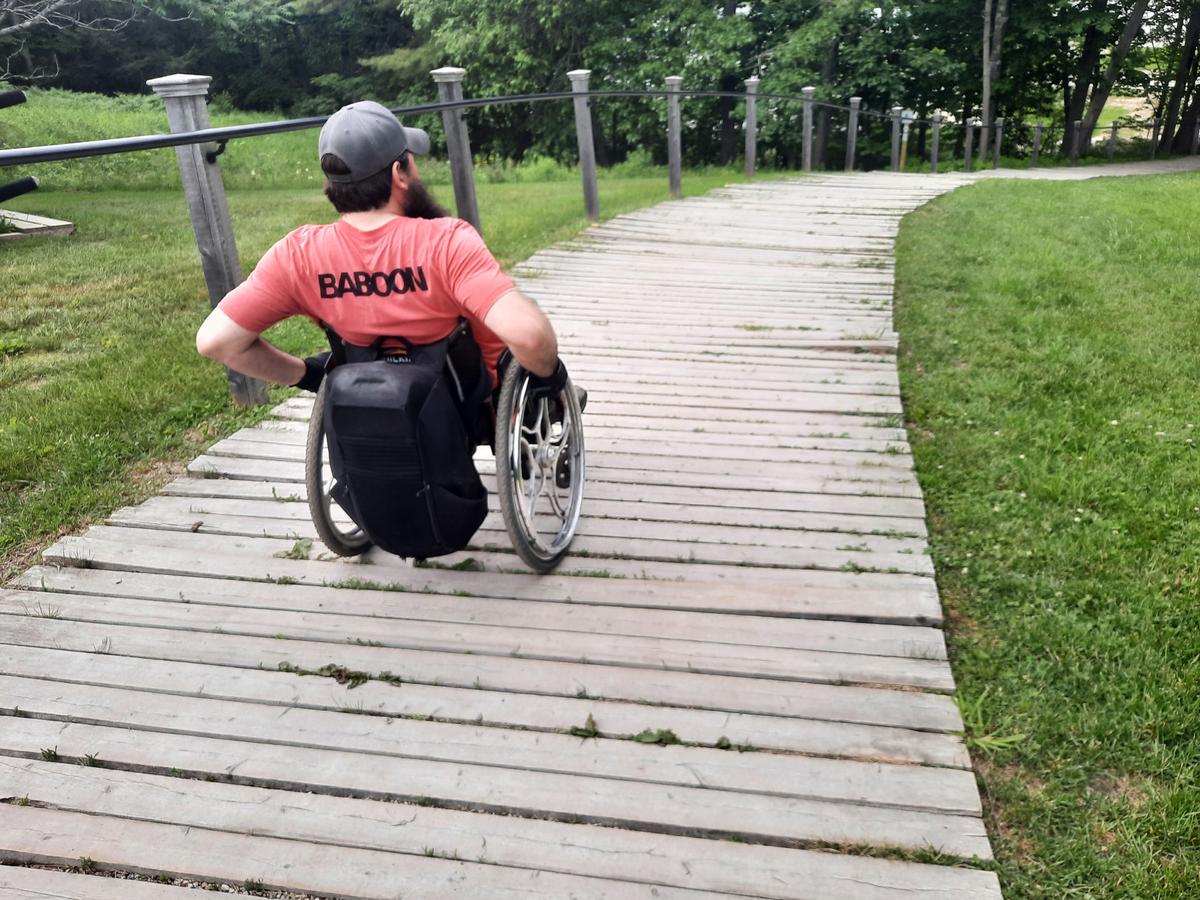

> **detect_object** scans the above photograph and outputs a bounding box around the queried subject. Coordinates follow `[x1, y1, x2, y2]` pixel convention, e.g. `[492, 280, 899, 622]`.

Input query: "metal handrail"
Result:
[0, 87, 912, 169]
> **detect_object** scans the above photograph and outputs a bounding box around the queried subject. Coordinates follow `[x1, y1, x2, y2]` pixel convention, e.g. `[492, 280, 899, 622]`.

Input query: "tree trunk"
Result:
[813, 37, 839, 169]
[1061, 13, 1106, 153]
[1169, 49, 1200, 152]
[715, 0, 740, 165]
[1080, 0, 1151, 146]
[979, 0, 1009, 160]
[979, 0, 993, 159]
[1159, 8, 1200, 150]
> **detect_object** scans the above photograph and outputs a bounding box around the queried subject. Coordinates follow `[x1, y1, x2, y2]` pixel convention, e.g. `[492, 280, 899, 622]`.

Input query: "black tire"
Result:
[494, 362, 585, 573]
[305, 382, 372, 557]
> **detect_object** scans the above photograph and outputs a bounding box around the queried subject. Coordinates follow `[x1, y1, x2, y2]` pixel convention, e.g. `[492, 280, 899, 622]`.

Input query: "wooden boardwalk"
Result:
[1, 173, 1003, 898]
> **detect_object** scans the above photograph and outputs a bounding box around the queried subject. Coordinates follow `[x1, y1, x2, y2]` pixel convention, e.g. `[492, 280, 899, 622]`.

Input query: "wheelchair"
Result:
[303, 322, 586, 573]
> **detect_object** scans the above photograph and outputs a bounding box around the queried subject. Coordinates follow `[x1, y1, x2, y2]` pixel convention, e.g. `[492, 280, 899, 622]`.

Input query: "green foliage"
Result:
[896, 173, 1200, 897]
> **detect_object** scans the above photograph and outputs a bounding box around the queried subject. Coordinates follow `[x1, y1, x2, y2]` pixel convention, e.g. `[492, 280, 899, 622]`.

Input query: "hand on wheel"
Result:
[293, 351, 331, 393]
[526, 359, 569, 401]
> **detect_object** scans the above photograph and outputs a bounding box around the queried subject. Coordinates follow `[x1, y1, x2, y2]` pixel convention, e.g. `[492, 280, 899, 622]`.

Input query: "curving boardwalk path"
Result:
[1, 173, 1004, 898]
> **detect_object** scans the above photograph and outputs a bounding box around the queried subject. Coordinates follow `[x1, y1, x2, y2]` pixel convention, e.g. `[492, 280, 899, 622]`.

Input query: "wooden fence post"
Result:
[1150, 117, 1160, 160]
[963, 120, 975, 173]
[930, 111, 941, 174]
[430, 67, 481, 232]
[147, 74, 267, 407]
[567, 69, 599, 221]
[744, 77, 759, 177]
[1108, 121, 1118, 161]
[890, 106, 902, 172]
[1070, 119, 1082, 166]
[665, 75, 683, 198]
[992, 117, 1004, 169]
[845, 97, 860, 173]
[802, 86, 815, 172]
[1032, 122, 1043, 167]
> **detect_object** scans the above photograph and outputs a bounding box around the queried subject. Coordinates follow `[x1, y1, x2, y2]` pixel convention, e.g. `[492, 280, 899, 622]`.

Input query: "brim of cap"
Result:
[404, 126, 431, 156]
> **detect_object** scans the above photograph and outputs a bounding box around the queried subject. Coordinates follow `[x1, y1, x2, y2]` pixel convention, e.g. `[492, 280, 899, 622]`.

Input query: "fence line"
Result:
[3, 70, 1191, 404]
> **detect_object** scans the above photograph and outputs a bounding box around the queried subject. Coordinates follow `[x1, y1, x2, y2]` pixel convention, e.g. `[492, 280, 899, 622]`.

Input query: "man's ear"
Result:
[391, 160, 410, 193]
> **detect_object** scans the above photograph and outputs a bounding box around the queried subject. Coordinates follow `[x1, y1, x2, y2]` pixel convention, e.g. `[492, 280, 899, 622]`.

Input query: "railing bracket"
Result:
[205, 140, 228, 164]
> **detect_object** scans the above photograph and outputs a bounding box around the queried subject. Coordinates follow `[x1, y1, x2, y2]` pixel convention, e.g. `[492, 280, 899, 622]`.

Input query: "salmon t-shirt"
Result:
[218, 216, 514, 380]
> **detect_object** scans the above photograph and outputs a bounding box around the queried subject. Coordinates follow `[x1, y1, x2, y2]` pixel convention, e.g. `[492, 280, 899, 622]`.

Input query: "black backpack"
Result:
[321, 323, 491, 559]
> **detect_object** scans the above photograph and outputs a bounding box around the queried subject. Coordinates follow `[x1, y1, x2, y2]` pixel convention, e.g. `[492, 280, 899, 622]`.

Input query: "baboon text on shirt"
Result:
[317, 266, 428, 299]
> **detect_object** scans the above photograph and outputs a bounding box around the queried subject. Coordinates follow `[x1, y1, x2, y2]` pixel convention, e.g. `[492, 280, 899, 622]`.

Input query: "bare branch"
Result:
[0, 0, 166, 40]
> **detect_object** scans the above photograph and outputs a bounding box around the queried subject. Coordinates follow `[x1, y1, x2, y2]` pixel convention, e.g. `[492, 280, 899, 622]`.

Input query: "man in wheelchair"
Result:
[195, 100, 584, 570]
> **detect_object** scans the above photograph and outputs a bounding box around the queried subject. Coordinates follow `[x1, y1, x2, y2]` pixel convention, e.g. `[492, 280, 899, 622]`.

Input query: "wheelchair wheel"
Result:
[305, 382, 372, 557]
[495, 363, 585, 573]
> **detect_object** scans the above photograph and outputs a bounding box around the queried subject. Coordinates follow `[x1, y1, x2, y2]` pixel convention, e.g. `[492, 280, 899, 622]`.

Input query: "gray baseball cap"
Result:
[318, 100, 431, 183]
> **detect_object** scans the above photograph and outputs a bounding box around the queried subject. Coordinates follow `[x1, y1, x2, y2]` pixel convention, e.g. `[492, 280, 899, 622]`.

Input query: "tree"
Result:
[978, 0, 1009, 160]
[0, 0, 170, 78]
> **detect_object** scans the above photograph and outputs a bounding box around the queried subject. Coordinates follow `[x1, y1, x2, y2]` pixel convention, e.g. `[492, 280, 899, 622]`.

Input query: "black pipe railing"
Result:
[0, 88, 926, 169]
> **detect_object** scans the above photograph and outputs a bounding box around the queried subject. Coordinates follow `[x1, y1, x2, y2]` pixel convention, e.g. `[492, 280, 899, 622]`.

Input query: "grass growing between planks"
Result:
[0, 170, 745, 579]
[895, 173, 1200, 898]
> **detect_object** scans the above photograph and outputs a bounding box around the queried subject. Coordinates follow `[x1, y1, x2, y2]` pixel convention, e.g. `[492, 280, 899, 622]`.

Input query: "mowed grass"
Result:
[895, 174, 1199, 897]
[0, 169, 745, 577]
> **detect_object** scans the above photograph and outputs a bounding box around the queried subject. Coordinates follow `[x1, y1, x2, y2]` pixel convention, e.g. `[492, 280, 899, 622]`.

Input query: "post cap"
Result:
[802, 86, 816, 97]
[745, 76, 760, 85]
[892, 106, 903, 113]
[430, 67, 467, 83]
[146, 74, 212, 99]
[567, 69, 591, 81]
[849, 96, 861, 106]
[665, 75, 683, 87]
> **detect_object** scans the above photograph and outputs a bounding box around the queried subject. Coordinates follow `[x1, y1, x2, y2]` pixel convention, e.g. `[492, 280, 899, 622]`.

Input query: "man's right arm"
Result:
[482, 288, 558, 378]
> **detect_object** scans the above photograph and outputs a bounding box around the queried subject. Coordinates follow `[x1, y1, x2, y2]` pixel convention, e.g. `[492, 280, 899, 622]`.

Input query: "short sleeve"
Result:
[439, 220, 516, 321]
[217, 236, 303, 334]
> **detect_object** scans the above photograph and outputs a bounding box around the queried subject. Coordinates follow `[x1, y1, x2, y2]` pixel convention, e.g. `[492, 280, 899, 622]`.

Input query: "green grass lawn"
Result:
[0, 169, 745, 579]
[895, 174, 1200, 897]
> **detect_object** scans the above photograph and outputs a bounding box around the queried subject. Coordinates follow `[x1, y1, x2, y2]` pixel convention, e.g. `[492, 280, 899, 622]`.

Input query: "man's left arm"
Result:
[196, 237, 324, 392]
[196, 308, 309, 386]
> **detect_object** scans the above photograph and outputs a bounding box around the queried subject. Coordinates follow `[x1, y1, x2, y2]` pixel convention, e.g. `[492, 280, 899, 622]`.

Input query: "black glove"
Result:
[292, 351, 330, 393]
[527, 359, 568, 400]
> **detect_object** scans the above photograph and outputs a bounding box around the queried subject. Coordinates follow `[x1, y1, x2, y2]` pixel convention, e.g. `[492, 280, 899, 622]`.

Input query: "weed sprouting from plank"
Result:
[568, 714, 600, 739]
[40, 746, 58, 761]
[271, 487, 302, 503]
[79, 857, 97, 874]
[348, 637, 383, 647]
[23, 600, 62, 619]
[632, 728, 681, 746]
[414, 556, 485, 572]
[274, 538, 312, 560]
[244, 879, 266, 895]
[81, 753, 100, 767]
[715, 735, 733, 750]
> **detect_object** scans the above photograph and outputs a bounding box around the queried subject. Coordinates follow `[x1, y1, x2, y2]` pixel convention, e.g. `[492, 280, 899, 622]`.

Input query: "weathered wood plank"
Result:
[0, 643, 971, 766]
[0, 719, 993, 858]
[0, 590, 954, 690]
[1, 761, 1003, 900]
[0, 617, 963, 731]
[0, 866, 206, 898]
[0, 675, 979, 813]
[117, 494, 929, 555]
[106, 506, 935, 576]
[41, 529, 947, 625]
[18, 566, 943, 660]
[0, 805, 735, 899]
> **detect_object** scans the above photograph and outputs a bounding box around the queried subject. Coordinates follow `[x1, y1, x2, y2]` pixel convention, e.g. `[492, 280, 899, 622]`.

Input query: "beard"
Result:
[402, 177, 450, 220]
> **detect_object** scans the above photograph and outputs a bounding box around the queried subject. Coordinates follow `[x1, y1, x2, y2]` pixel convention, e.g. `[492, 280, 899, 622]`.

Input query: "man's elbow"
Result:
[510, 321, 557, 371]
[196, 327, 223, 362]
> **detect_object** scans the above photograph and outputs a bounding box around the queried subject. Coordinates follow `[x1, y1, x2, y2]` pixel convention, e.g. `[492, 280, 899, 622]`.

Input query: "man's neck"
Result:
[340, 196, 406, 231]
